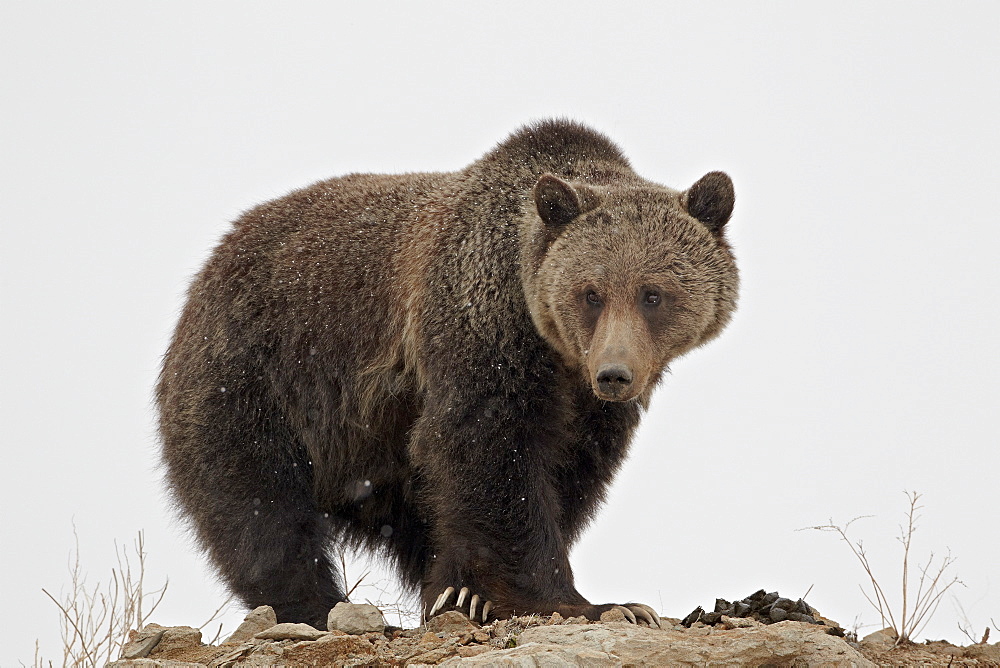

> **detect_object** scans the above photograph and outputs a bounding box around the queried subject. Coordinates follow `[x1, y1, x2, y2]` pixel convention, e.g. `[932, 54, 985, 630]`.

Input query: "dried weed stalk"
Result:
[38, 528, 167, 667]
[955, 597, 996, 645]
[804, 491, 963, 645]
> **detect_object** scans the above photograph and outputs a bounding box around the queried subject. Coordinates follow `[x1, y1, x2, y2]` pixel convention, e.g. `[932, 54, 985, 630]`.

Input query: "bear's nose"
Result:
[596, 363, 633, 398]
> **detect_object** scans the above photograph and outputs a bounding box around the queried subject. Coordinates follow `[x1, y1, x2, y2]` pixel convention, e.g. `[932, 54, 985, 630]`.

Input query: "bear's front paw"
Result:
[427, 585, 493, 623]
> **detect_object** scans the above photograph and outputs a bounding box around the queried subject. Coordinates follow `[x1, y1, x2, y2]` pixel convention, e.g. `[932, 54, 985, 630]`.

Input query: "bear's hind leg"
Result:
[218, 495, 344, 627]
[162, 413, 345, 628]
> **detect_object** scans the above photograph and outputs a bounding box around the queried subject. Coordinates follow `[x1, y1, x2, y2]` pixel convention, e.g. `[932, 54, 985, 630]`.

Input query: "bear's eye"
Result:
[585, 291, 602, 306]
[644, 291, 661, 306]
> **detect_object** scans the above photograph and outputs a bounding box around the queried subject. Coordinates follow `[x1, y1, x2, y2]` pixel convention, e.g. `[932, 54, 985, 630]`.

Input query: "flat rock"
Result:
[508, 620, 874, 667]
[254, 622, 325, 641]
[326, 601, 386, 634]
[122, 626, 166, 659]
[222, 605, 277, 644]
[108, 661, 206, 668]
[440, 643, 618, 666]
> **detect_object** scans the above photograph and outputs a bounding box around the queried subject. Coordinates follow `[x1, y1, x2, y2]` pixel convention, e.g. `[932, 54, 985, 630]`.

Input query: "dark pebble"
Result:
[701, 612, 722, 624]
[769, 607, 789, 622]
[734, 602, 751, 617]
[786, 612, 817, 624]
[773, 597, 795, 611]
[714, 598, 731, 613]
[682, 607, 705, 627]
[762, 592, 780, 606]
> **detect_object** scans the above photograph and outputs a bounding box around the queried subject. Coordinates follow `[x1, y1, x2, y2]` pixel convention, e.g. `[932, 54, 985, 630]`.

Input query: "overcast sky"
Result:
[2, 2, 998, 663]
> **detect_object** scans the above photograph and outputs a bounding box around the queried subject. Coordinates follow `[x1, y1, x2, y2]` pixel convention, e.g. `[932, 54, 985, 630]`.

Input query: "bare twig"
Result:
[40, 528, 171, 666]
[41, 588, 97, 667]
[802, 491, 963, 645]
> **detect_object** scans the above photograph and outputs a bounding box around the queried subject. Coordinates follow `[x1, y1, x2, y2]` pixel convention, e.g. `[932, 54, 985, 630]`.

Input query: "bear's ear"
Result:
[534, 174, 582, 228]
[684, 171, 735, 232]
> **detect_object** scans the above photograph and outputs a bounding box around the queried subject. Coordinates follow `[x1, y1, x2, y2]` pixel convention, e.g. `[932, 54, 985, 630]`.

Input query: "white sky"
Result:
[2, 2, 998, 663]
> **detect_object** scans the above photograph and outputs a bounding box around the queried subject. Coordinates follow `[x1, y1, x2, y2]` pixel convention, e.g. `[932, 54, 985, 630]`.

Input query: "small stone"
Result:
[562, 615, 589, 625]
[600, 607, 628, 623]
[327, 602, 386, 634]
[733, 602, 751, 617]
[420, 631, 440, 644]
[254, 622, 325, 641]
[457, 645, 493, 657]
[769, 607, 789, 623]
[773, 597, 795, 611]
[682, 607, 705, 626]
[154, 626, 202, 652]
[122, 626, 166, 658]
[786, 612, 817, 624]
[814, 614, 844, 633]
[223, 605, 278, 644]
[424, 610, 478, 634]
[547, 611, 564, 624]
[408, 643, 461, 665]
[714, 598, 731, 613]
[720, 615, 761, 629]
[861, 627, 898, 646]
[472, 630, 490, 643]
[208, 643, 255, 667]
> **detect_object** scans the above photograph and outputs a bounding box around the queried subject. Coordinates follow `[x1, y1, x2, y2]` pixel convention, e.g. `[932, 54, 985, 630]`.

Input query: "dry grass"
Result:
[33, 528, 167, 667]
[805, 491, 963, 645]
[31, 528, 234, 667]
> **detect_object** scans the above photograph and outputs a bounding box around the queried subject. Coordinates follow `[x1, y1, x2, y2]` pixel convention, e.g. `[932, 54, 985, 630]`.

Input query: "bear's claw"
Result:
[624, 603, 661, 628]
[613, 605, 637, 624]
[428, 589, 660, 628]
[428, 586, 493, 622]
[428, 586, 455, 617]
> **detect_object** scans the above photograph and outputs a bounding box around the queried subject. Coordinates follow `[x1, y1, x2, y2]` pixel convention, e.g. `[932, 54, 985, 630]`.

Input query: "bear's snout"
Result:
[595, 363, 634, 400]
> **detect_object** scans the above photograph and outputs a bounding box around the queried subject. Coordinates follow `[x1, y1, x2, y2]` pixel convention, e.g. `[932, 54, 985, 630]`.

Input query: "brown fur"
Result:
[157, 120, 738, 626]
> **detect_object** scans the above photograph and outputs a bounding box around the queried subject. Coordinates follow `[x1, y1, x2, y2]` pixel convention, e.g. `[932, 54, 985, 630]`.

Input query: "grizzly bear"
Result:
[157, 120, 738, 629]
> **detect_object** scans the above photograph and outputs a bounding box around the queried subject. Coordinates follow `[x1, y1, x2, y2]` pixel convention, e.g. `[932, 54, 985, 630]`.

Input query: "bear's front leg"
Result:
[408, 390, 659, 627]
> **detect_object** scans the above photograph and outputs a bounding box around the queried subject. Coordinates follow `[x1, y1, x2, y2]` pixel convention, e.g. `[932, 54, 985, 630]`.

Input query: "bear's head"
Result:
[522, 171, 737, 402]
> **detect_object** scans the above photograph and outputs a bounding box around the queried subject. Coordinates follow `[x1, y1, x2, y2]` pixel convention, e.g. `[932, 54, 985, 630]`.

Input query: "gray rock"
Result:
[222, 605, 277, 644]
[254, 622, 325, 640]
[720, 615, 761, 629]
[326, 601, 386, 634]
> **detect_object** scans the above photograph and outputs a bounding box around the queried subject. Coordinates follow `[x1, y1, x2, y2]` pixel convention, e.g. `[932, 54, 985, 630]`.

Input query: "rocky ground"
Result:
[108, 598, 1000, 667]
